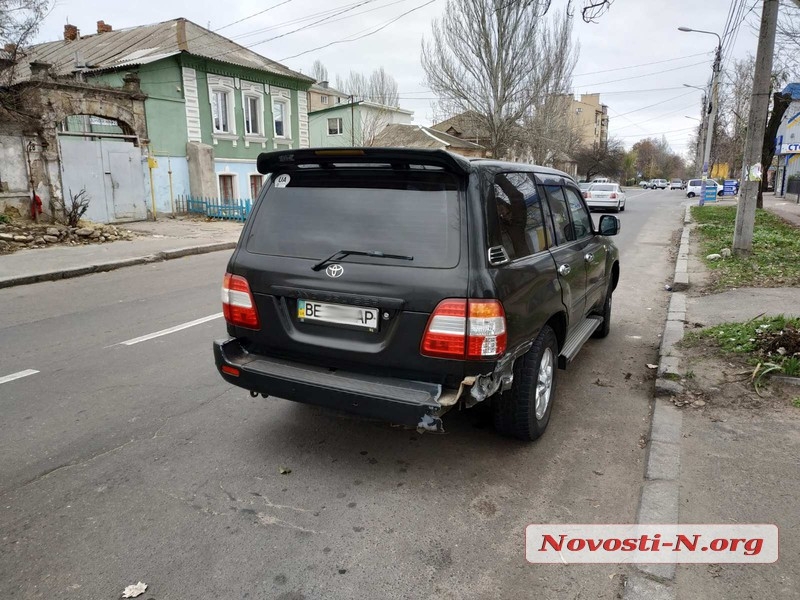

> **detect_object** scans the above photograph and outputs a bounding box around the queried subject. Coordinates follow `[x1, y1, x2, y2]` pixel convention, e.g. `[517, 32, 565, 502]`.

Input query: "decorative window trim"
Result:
[209, 75, 236, 136]
[320, 94, 329, 105]
[241, 81, 265, 138]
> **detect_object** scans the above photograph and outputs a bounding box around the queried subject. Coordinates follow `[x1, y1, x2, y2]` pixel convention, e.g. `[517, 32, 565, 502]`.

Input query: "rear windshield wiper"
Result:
[312, 249, 414, 271]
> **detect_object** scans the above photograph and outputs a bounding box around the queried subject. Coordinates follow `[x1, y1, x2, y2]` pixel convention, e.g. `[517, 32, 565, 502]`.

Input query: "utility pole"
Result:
[733, 0, 780, 255]
[699, 50, 722, 206]
[678, 27, 722, 206]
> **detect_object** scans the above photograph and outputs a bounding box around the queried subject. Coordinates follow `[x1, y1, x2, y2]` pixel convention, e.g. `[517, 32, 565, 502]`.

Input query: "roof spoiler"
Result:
[256, 147, 472, 175]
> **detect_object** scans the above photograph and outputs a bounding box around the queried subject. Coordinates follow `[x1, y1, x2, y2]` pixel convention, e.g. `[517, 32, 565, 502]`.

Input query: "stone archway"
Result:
[14, 78, 149, 216]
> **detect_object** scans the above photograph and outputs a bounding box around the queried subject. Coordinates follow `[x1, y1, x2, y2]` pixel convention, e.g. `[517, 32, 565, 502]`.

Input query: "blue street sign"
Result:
[704, 182, 718, 203]
[722, 179, 737, 196]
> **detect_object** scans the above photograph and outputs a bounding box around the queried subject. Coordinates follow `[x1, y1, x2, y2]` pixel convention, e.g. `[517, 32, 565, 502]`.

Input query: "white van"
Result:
[591, 177, 609, 184]
[686, 179, 719, 198]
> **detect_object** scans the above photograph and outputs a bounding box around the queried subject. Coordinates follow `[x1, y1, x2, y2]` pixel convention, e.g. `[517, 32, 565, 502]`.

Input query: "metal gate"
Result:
[59, 135, 147, 223]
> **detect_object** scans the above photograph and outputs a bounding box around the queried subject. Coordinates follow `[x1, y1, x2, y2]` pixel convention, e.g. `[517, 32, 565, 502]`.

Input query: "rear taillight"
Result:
[583, 191, 590, 199]
[221, 273, 260, 329]
[610, 193, 617, 199]
[421, 299, 506, 359]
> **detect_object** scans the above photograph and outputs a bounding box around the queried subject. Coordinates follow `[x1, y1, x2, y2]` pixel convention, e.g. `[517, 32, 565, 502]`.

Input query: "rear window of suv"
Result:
[246, 169, 462, 268]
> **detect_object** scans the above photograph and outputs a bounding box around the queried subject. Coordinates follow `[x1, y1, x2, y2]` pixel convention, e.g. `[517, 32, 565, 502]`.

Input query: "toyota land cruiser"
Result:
[214, 149, 620, 441]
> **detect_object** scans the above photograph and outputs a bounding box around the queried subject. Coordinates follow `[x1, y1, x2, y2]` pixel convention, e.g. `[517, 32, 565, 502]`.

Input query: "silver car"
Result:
[584, 183, 626, 212]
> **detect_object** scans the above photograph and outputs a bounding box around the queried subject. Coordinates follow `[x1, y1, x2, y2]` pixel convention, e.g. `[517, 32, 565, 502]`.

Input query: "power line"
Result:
[216, 0, 296, 32]
[280, 0, 438, 61]
[572, 51, 710, 77]
[579, 59, 711, 88]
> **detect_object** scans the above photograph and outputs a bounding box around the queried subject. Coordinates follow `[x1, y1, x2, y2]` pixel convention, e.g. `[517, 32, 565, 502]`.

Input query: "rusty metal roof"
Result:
[13, 18, 313, 84]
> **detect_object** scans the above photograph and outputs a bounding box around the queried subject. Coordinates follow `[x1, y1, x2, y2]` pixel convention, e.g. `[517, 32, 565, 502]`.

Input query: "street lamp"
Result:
[678, 26, 722, 206]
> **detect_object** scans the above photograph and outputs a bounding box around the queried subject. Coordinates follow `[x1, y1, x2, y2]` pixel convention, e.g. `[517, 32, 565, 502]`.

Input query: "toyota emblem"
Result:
[325, 264, 344, 278]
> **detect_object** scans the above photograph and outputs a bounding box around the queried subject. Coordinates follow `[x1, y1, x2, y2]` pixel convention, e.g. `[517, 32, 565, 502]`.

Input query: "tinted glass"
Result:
[564, 187, 593, 239]
[542, 185, 575, 245]
[492, 172, 549, 259]
[689, 180, 701, 186]
[247, 170, 461, 268]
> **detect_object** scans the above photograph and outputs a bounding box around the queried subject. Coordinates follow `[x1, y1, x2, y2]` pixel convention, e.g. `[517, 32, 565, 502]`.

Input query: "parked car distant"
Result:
[685, 178, 718, 198]
[639, 180, 650, 188]
[669, 179, 684, 190]
[584, 183, 626, 212]
[591, 177, 610, 184]
[646, 179, 668, 189]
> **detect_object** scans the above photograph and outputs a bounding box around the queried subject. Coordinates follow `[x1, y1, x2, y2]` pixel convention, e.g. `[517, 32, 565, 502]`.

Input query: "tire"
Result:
[613, 203, 620, 213]
[592, 279, 613, 339]
[492, 326, 558, 441]
[620, 203, 626, 212]
[687, 192, 695, 198]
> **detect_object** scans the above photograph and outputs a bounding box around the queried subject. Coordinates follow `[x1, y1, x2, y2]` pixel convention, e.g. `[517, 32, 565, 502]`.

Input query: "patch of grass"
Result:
[0, 214, 9, 224]
[685, 370, 695, 379]
[793, 397, 800, 408]
[691, 206, 800, 289]
[694, 316, 800, 378]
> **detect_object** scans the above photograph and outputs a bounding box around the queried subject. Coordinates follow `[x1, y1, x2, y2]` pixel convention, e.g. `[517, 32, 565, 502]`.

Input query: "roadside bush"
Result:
[54, 188, 90, 227]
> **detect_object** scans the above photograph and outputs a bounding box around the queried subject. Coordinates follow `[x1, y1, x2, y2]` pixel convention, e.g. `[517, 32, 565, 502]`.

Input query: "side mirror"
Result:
[599, 215, 620, 236]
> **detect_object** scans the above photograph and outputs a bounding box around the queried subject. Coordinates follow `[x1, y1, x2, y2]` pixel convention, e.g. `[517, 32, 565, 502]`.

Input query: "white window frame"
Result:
[208, 75, 237, 138]
[273, 99, 289, 139]
[217, 172, 239, 203]
[243, 94, 263, 137]
[320, 94, 329, 105]
[327, 117, 343, 136]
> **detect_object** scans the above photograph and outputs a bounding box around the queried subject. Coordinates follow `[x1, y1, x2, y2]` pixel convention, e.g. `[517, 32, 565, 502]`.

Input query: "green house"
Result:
[19, 18, 314, 215]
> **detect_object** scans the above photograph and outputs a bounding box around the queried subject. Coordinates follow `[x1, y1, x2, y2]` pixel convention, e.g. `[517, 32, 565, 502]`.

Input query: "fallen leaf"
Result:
[646, 364, 658, 369]
[279, 466, 292, 475]
[122, 582, 147, 598]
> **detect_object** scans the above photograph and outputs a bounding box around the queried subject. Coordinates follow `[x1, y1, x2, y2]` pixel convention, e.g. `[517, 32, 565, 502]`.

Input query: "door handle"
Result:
[558, 264, 571, 276]
[585, 253, 594, 263]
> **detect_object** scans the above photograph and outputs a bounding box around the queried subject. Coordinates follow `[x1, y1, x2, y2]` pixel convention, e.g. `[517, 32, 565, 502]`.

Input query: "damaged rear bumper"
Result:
[214, 338, 446, 432]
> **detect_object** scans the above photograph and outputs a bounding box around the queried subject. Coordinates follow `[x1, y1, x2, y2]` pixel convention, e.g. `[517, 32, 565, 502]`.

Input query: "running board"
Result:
[558, 316, 603, 369]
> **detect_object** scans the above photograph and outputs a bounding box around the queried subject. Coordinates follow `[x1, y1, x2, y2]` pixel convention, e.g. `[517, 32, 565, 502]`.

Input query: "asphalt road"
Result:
[0, 188, 686, 600]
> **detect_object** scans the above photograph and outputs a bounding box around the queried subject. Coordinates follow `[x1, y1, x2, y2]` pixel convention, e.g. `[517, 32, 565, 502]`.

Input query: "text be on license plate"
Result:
[297, 300, 379, 331]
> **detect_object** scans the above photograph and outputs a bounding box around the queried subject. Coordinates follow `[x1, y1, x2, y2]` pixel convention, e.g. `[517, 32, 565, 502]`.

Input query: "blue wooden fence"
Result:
[176, 195, 252, 222]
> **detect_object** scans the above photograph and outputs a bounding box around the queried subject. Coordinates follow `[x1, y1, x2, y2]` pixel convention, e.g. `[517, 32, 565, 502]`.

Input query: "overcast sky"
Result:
[35, 0, 762, 157]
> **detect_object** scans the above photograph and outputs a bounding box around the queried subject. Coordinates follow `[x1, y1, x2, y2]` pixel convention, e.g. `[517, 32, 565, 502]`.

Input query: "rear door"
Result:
[231, 162, 470, 383]
[485, 171, 560, 351]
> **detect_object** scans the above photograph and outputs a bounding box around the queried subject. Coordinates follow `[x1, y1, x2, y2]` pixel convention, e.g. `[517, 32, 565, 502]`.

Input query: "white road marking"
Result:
[0, 369, 39, 385]
[120, 313, 223, 346]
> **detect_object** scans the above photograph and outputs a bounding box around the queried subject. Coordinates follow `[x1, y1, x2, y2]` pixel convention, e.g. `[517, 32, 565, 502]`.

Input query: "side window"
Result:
[563, 186, 593, 239]
[492, 172, 549, 260]
[542, 185, 575, 245]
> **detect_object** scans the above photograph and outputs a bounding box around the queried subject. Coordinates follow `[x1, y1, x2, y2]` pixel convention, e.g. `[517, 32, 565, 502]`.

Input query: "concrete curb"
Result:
[625, 208, 691, 600]
[0, 241, 237, 289]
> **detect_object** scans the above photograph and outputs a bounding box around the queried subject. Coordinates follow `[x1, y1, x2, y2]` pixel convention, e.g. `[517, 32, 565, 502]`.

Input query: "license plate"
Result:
[297, 299, 379, 332]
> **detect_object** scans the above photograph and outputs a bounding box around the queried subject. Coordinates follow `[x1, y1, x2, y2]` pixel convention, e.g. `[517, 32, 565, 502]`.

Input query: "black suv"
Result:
[214, 149, 620, 440]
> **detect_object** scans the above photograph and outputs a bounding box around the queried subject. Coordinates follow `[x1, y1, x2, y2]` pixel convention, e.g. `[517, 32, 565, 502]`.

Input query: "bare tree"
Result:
[336, 67, 400, 106]
[574, 138, 624, 181]
[422, 1, 578, 158]
[0, 0, 51, 85]
[336, 70, 369, 101]
[310, 59, 328, 83]
[773, 0, 800, 83]
[367, 67, 399, 106]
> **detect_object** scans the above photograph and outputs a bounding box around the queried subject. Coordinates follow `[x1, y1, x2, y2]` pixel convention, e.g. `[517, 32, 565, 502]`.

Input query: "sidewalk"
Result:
[626, 199, 800, 599]
[0, 217, 242, 288]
